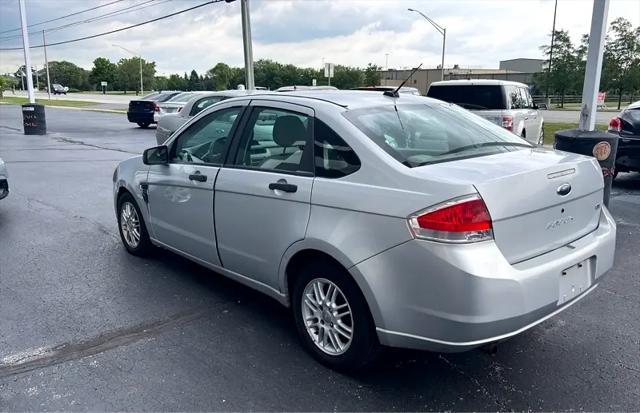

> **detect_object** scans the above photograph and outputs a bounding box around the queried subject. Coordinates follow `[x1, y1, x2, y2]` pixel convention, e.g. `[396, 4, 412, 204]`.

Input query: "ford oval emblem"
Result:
[557, 183, 572, 196]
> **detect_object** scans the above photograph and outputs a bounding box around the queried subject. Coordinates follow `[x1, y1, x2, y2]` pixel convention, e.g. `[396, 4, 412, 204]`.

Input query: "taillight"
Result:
[408, 194, 493, 243]
[608, 116, 621, 132]
[154, 103, 160, 112]
[501, 115, 513, 131]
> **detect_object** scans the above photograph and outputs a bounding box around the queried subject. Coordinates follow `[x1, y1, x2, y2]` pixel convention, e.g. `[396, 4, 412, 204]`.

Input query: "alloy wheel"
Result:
[301, 278, 354, 356]
[120, 202, 141, 248]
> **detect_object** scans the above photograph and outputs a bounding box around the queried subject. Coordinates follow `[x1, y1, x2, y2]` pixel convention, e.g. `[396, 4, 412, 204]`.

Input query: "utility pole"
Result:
[545, 0, 558, 104]
[34, 64, 39, 90]
[18, 0, 35, 103]
[385, 53, 389, 70]
[240, 0, 255, 90]
[578, 0, 609, 131]
[43, 30, 51, 99]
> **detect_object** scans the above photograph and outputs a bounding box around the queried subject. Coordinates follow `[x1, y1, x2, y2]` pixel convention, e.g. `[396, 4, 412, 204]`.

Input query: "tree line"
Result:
[534, 17, 640, 109]
[6, 57, 382, 95]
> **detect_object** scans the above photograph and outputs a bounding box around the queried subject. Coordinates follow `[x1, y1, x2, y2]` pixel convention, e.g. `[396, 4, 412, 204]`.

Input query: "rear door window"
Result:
[427, 85, 506, 110]
[190, 96, 226, 116]
[314, 120, 360, 178]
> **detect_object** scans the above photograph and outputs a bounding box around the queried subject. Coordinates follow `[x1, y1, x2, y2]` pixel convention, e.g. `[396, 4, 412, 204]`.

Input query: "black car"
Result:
[608, 101, 640, 177]
[127, 91, 181, 128]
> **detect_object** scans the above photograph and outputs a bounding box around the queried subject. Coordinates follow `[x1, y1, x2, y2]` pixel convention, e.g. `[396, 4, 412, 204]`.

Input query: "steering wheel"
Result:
[203, 137, 227, 162]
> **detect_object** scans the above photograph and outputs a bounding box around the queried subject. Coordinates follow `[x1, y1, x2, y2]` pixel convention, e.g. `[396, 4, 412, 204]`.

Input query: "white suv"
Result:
[427, 79, 544, 145]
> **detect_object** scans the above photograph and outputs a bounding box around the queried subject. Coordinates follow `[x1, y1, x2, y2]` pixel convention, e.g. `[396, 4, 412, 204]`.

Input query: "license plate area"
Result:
[558, 257, 594, 305]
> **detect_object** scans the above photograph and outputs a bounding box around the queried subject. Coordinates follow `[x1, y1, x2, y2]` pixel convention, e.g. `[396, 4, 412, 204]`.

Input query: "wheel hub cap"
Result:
[301, 278, 353, 356]
[120, 202, 141, 248]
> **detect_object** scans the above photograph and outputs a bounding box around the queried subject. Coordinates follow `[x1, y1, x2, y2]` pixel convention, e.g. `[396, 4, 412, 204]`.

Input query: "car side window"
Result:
[508, 86, 522, 109]
[233, 107, 313, 175]
[190, 96, 225, 116]
[518, 88, 531, 109]
[314, 119, 360, 178]
[171, 107, 242, 165]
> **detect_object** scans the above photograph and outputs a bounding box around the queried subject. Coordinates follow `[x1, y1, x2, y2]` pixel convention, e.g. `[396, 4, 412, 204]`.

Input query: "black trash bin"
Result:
[22, 103, 47, 135]
[554, 128, 619, 206]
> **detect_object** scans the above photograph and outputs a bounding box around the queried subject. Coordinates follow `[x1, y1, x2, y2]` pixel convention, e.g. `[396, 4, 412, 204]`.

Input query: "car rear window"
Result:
[343, 103, 530, 168]
[427, 85, 506, 110]
[168, 92, 197, 103]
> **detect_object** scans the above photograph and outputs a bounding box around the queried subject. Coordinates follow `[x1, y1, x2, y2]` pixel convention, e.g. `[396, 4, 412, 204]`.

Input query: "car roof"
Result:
[221, 90, 437, 111]
[429, 79, 529, 88]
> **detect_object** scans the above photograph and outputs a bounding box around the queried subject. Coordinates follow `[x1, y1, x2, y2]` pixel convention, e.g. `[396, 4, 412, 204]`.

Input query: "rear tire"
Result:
[117, 192, 152, 256]
[137, 122, 150, 128]
[291, 259, 381, 372]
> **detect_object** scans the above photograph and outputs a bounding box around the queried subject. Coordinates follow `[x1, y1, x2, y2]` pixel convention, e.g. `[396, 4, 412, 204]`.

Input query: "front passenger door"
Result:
[146, 105, 245, 265]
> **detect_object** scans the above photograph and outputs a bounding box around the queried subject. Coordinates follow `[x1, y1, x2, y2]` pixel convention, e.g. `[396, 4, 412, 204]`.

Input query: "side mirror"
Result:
[143, 145, 169, 165]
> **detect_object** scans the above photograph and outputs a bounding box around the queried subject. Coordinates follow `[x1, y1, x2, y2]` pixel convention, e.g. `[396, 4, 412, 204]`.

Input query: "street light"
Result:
[112, 44, 144, 95]
[408, 8, 446, 81]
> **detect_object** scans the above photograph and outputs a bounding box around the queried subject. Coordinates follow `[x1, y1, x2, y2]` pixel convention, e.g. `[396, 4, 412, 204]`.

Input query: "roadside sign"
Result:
[324, 63, 334, 78]
[100, 81, 108, 86]
[312, 78, 317, 86]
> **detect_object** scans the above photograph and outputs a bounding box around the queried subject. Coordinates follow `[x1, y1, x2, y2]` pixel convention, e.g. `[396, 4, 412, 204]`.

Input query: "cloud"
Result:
[0, 0, 638, 77]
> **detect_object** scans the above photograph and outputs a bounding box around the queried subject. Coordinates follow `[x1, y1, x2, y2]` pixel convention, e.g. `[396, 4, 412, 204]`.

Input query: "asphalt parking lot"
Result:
[0, 105, 638, 411]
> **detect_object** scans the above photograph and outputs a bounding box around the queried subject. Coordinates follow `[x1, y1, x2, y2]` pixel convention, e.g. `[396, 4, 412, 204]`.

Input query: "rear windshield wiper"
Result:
[438, 141, 532, 156]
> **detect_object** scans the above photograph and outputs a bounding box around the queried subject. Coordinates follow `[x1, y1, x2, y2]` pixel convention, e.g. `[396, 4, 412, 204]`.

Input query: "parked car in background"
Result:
[608, 100, 640, 177]
[427, 80, 544, 145]
[154, 92, 208, 123]
[51, 83, 69, 95]
[155, 90, 253, 144]
[0, 157, 9, 200]
[352, 86, 421, 95]
[114, 90, 615, 371]
[276, 86, 338, 92]
[127, 91, 181, 128]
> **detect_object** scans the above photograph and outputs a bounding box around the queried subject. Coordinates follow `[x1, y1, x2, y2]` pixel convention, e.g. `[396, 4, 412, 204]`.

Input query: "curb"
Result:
[0, 102, 126, 114]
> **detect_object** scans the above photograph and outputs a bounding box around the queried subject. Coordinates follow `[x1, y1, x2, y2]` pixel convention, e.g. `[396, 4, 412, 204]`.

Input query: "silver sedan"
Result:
[155, 90, 254, 145]
[113, 91, 616, 371]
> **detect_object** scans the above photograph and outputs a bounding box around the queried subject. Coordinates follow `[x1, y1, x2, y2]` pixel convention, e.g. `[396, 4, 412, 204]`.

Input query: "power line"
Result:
[0, 0, 164, 42]
[0, 0, 127, 35]
[0, 0, 223, 51]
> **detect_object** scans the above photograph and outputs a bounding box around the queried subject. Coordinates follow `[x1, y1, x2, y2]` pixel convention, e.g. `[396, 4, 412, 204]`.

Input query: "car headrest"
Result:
[273, 115, 307, 147]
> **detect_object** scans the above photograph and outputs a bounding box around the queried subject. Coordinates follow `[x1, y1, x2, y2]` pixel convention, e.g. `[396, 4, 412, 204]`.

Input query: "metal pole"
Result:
[34, 64, 39, 90]
[545, 0, 558, 102]
[139, 55, 144, 95]
[385, 53, 389, 70]
[579, 0, 609, 131]
[240, 0, 255, 90]
[441, 28, 446, 81]
[43, 30, 51, 100]
[18, 0, 35, 103]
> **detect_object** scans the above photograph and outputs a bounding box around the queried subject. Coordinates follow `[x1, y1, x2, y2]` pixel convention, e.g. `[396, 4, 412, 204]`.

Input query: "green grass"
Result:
[0, 96, 95, 108]
[543, 122, 607, 145]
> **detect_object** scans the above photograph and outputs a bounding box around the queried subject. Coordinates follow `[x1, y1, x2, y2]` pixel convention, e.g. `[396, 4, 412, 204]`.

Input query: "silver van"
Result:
[427, 80, 544, 145]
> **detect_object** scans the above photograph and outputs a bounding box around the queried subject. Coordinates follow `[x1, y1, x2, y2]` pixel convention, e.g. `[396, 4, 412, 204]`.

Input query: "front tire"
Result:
[292, 260, 381, 371]
[117, 192, 152, 256]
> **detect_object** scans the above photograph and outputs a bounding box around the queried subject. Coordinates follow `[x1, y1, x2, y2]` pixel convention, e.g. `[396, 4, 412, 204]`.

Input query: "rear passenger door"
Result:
[214, 101, 314, 288]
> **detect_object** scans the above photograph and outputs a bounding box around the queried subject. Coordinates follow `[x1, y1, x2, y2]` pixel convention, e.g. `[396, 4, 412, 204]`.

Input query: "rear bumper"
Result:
[351, 207, 616, 352]
[127, 112, 155, 124]
[0, 179, 8, 200]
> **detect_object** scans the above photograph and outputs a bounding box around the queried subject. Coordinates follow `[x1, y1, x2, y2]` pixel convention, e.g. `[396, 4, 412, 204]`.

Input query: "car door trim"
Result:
[150, 237, 288, 304]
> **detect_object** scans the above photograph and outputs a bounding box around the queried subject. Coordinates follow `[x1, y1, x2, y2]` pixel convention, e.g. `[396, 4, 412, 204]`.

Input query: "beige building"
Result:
[379, 66, 538, 95]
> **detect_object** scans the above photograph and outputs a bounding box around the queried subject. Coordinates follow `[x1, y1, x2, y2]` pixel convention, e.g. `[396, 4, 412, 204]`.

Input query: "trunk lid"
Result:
[128, 100, 156, 113]
[413, 148, 604, 263]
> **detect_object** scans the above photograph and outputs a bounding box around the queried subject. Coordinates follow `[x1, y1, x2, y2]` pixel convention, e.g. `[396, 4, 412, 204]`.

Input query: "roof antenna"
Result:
[384, 63, 422, 98]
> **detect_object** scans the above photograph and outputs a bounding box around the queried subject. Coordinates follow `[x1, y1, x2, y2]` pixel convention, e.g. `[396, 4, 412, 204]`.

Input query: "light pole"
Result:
[113, 44, 143, 95]
[43, 30, 51, 99]
[408, 8, 446, 81]
[18, 0, 35, 103]
[240, 0, 255, 90]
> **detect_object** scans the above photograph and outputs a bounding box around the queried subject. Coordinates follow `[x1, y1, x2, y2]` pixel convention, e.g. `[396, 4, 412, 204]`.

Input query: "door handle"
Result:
[269, 181, 297, 193]
[189, 173, 207, 182]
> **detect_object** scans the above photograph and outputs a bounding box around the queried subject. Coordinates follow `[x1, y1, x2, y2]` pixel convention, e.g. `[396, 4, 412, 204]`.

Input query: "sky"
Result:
[0, 0, 638, 76]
